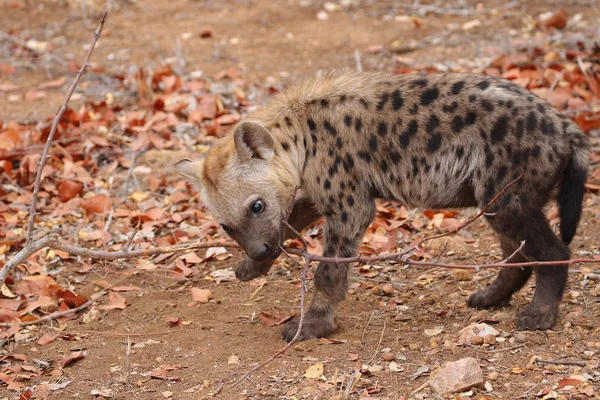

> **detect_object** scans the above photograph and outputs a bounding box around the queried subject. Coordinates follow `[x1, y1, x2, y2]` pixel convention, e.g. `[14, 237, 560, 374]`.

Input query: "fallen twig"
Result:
[398, 1, 518, 16]
[536, 359, 587, 367]
[487, 344, 525, 353]
[0, 233, 238, 282]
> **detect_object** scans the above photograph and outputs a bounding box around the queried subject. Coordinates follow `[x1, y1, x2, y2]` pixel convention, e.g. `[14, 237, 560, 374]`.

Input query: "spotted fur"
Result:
[175, 71, 589, 341]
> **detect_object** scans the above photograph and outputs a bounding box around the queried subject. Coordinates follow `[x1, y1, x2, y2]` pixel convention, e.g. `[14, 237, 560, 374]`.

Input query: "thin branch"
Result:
[0, 233, 238, 282]
[230, 255, 309, 389]
[398, 1, 518, 16]
[406, 174, 523, 254]
[25, 7, 110, 245]
[501, 240, 526, 264]
[536, 359, 587, 367]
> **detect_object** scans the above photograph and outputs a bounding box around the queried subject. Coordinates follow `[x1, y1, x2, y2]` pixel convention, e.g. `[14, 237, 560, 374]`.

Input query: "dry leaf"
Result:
[304, 363, 324, 379]
[61, 351, 85, 368]
[80, 194, 111, 214]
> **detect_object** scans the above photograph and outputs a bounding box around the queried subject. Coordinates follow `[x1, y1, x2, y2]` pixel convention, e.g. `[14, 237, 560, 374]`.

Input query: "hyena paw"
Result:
[281, 316, 337, 342]
[235, 258, 273, 282]
[516, 302, 558, 330]
[467, 288, 511, 309]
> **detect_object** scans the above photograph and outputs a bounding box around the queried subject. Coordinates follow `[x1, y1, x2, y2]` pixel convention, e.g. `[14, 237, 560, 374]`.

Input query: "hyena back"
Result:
[176, 71, 588, 341]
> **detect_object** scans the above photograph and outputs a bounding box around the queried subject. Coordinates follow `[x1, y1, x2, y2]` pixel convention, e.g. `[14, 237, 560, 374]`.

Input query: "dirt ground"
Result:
[2, 0, 600, 399]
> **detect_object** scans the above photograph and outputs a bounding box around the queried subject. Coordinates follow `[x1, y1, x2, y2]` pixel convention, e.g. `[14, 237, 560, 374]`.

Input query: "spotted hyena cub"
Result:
[175, 71, 588, 341]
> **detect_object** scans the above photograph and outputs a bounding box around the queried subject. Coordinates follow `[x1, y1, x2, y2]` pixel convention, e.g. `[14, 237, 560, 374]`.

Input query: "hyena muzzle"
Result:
[175, 71, 588, 341]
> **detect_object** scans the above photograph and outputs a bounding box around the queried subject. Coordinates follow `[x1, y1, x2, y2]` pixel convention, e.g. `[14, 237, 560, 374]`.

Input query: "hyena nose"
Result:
[248, 243, 271, 261]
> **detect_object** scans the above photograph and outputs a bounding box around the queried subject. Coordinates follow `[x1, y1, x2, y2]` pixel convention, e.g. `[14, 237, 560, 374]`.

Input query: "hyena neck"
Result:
[261, 119, 305, 193]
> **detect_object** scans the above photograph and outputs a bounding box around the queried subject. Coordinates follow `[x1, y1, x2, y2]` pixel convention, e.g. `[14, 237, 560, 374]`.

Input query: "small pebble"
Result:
[513, 333, 526, 343]
[471, 335, 484, 345]
[484, 334, 497, 345]
[382, 352, 396, 361]
[488, 371, 499, 381]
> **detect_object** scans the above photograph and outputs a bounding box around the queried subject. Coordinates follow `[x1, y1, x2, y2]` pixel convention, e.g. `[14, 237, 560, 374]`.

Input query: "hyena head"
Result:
[175, 121, 292, 261]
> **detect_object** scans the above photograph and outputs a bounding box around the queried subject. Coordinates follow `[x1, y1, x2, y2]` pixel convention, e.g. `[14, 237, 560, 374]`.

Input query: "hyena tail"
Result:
[558, 144, 588, 244]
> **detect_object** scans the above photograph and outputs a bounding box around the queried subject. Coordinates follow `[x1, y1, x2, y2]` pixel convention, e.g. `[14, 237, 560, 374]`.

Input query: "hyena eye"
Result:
[221, 224, 233, 234]
[251, 199, 265, 214]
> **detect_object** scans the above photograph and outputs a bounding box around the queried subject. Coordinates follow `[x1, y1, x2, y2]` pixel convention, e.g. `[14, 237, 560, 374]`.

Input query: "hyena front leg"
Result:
[282, 198, 375, 341]
[235, 197, 321, 281]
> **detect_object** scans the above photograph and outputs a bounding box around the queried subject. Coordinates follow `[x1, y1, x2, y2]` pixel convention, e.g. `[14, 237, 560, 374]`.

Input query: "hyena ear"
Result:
[174, 158, 205, 189]
[233, 121, 274, 161]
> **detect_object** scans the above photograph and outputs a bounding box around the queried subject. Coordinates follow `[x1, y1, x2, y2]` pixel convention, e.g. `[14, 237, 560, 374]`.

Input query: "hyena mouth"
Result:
[268, 246, 281, 260]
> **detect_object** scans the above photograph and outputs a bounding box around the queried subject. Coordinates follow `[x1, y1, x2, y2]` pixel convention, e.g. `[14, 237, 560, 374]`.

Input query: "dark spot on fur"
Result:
[399, 119, 418, 149]
[485, 151, 494, 167]
[426, 115, 440, 135]
[328, 164, 338, 177]
[497, 166, 507, 181]
[341, 212, 349, 224]
[355, 118, 362, 133]
[357, 151, 371, 162]
[427, 133, 442, 153]
[421, 86, 439, 106]
[339, 94, 347, 103]
[469, 94, 477, 102]
[324, 179, 331, 190]
[411, 78, 428, 88]
[284, 117, 293, 127]
[491, 115, 509, 144]
[380, 159, 389, 172]
[451, 81, 466, 95]
[456, 146, 465, 159]
[392, 89, 403, 110]
[344, 153, 355, 171]
[516, 118, 525, 138]
[281, 141, 289, 151]
[377, 121, 387, 137]
[344, 115, 352, 127]
[526, 111, 537, 132]
[532, 145, 541, 159]
[376, 93, 389, 111]
[451, 115, 465, 133]
[324, 120, 337, 136]
[346, 195, 354, 207]
[360, 98, 369, 109]
[537, 104, 546, 114]
[336, 137, 343, 149]
[369, 135, 378, 151]
[465, 112, 477, 125]
[307, 118, 316, 130]
[442, 101, 458, 113]
[390, 151, 401, 164]
[540, 119, 556, 136]
[505, 100, 514, 109]
[477, 80, 491, 90]
[320, 99, 329, 107]
[481, 100, 494, 112]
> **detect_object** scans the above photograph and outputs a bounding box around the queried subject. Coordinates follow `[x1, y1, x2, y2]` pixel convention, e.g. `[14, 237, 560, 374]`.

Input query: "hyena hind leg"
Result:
[468, 239, 533, 309]
[235, 197, 321, 282]
[476, 209, 570, 330]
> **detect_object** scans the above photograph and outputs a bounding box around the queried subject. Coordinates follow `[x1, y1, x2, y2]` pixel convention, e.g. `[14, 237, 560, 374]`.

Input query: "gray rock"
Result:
[430, 357, 484, 395]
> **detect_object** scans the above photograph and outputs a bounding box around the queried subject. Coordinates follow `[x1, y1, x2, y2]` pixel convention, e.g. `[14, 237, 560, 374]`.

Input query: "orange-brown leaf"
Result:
[80, 194, 111, 214]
